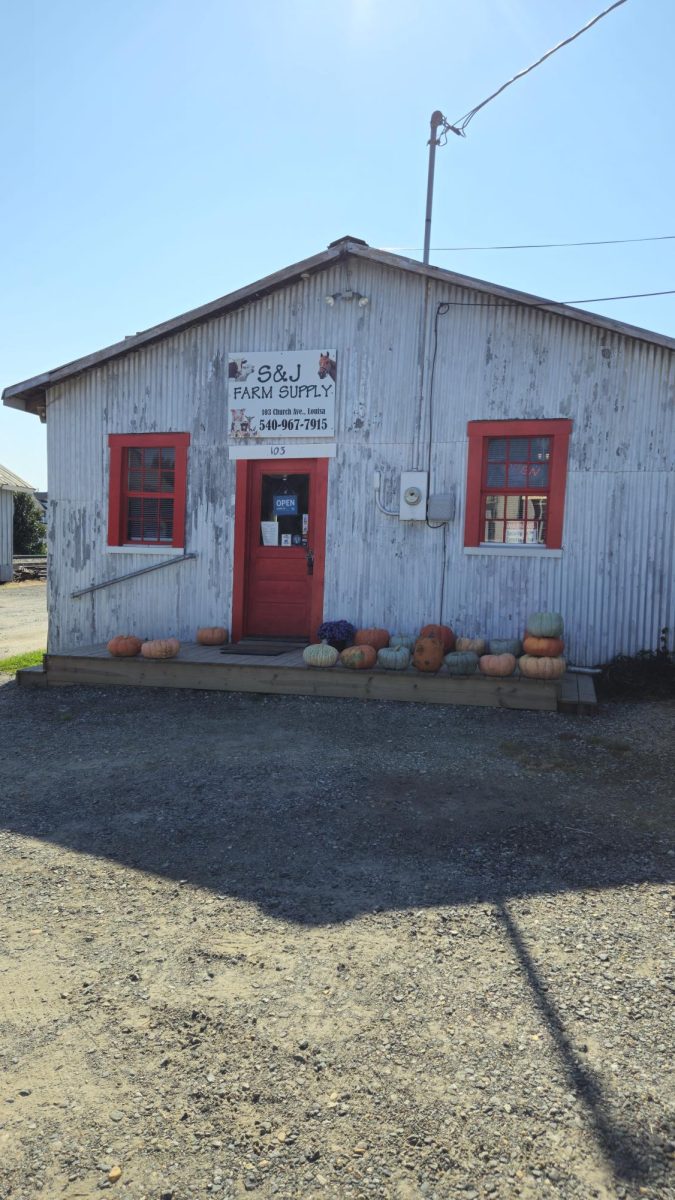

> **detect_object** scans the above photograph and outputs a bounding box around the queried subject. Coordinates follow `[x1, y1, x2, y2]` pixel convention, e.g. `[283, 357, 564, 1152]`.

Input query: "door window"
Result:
[259, 473, 310, 547]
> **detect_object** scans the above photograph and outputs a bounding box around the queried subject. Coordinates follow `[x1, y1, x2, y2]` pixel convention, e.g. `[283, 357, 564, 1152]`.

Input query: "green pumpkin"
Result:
[444, 650, 479, 676]
[488, 638, 523, 657]
[389, 633, 415, 650]
[303, 641, 339, 668]
[377, 646, 410, 671]
[526, 612, 564, 638]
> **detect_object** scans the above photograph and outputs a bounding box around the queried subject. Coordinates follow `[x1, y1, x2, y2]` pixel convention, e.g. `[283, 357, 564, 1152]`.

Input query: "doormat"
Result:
[220, 641, 307, 657]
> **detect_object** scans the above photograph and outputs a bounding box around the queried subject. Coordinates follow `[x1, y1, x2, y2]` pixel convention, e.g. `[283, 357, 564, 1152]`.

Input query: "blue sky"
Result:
[2, 0, 673, 490]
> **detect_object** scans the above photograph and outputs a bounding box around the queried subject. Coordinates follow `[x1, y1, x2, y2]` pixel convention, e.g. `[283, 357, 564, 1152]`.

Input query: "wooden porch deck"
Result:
[17, 642, 597, 713]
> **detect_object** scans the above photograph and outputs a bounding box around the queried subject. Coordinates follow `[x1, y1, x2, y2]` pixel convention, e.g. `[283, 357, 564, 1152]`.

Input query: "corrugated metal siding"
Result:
[46, 259, 675, 662]
[0, 491, 13, 581]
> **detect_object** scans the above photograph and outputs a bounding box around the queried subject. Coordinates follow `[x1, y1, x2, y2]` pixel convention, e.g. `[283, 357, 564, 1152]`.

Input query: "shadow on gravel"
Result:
[1, 685, 674, 1184]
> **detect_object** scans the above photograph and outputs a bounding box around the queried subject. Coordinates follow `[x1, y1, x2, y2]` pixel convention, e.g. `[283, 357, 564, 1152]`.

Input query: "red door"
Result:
[232, 458, 328, 641]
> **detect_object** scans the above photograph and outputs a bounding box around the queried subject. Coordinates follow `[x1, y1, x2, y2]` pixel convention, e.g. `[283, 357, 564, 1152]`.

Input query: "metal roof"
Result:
[4, 236, 675, 419]
[0, 463, 35, 491]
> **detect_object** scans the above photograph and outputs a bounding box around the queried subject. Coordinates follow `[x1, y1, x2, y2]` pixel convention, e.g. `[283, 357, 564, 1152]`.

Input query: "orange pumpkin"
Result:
[479, 653, 516, 677]
[354, 628, 389, 651]
[196, 626, 229, 646]
[412, 636, 444, 673]
[519, 654, 566, 680]
[420, 624, 455, 653]
[141, 637, 180, 659]
[455, 636, 486, 655]
[340, 644, 377, 669]
[522, 635, 564, 657]
[107, 635, 143, 658]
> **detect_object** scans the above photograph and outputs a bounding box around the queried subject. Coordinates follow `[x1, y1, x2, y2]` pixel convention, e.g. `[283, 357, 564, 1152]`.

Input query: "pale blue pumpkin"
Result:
[444, 650, 479, 675]
[303, 642, 339, 668]
[390, 634, 415, 650]
[489, 637, 523, 657]
[526, 612, 564, 638]
[377, 646, 410, 671]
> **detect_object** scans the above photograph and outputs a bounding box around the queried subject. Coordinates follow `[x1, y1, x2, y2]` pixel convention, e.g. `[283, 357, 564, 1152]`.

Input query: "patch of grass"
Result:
[0, 650, 45, 674]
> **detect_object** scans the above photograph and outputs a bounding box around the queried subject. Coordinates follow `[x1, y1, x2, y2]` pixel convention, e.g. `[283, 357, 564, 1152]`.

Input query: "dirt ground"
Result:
[0, 581, 47, 658]
[0, 680, 673, 1200]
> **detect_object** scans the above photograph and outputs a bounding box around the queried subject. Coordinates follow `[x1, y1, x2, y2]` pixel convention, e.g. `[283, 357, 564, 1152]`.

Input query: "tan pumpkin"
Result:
[420, 624, 455, 652]
[455, 636, 487, 655]
[340, 644, 377, 670]
[141, 637, 180, 659]
[107, 635, 143, 658]
[354, 628, 389, 651]
[522, 635, 564, 657]
[479, 653, 516, 677]
[519, 654, 566, 680]
[196, 626, 229, 646]
[412, 636, 444, 673]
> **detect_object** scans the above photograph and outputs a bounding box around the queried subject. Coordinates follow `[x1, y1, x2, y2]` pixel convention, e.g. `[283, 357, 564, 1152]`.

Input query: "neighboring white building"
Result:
[3, 237, 674, 663]
[0, 464, 35, 583]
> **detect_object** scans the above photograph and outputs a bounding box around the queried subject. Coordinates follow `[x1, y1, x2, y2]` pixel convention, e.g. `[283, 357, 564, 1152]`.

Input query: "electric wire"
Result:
[437, 289, 675, 309]
[383, 234, 675, 253]
[446, 0, 629, 138]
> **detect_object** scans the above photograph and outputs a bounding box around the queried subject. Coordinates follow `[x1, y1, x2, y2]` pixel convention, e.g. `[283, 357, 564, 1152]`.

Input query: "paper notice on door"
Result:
[261, 521, 278, 546]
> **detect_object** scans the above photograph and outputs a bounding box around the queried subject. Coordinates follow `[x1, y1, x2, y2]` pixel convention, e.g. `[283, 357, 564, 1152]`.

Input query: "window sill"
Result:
[464, 545, 563, 558]
[106, 545, 186, 556]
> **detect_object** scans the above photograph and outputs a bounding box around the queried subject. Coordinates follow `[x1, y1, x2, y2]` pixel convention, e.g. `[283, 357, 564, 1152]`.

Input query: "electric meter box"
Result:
[427, 492, 456, 522]
[399, 470, 429, 521]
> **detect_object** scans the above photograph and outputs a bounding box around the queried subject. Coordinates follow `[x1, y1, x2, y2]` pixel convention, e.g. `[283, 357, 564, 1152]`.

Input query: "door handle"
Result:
[306, 549, 314, 576]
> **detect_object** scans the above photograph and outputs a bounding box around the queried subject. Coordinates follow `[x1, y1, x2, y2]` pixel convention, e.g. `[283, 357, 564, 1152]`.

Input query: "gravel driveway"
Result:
[0, 682, 673, 1200]
[0, 581, 47, 659]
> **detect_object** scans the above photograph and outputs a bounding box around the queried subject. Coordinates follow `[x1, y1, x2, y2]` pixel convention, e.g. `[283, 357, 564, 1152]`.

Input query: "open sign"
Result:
[273, 493, 298, 516]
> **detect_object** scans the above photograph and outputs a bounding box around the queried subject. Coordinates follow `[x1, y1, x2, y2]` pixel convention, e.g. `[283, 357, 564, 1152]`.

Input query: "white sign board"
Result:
[228, 443, 337, 460]
[228, 350, 336, 439]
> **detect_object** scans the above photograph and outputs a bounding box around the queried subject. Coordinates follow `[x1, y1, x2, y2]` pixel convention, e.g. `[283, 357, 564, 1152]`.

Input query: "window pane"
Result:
[505, 519, 526, 544]
[127, 498, 142, 541]
[505, 495, 523, 519]
[484, 494, 505, 519]
[160, 469, 175, 492]
[143, 448, 161, 469]
[525, 495, 547, 544]
[483, 519, 504, 543]
[530, 437, 551, 462]
[128, 448, 142, 468]
[507, 462, 529, 487]
[142, 501, 159, 541]
[159, 499, 174, 541]
[259, 473, 310, 546]
[528, 462, 549, 487]
[486, 462, 506, 487]
[143, 468, 161, 493]
[127, 467, 143, 491]
[508, 437, 530, 461]
[160, 447, 175, 469]
[487, 438, 507, 461]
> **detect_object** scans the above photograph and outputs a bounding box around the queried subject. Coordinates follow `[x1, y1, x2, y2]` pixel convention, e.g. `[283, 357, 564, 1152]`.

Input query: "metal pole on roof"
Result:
[423, 111, 448, 266]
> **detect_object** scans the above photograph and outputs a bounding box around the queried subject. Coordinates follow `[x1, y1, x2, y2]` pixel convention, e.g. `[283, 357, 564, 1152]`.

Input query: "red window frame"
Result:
[464, 419, 572, 549]
[107, 432, 190, 548]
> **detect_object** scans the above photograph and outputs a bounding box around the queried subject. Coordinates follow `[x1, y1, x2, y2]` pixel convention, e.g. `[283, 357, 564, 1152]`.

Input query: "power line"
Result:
[384, 234, 675, 253]
[447, 0, 629, 138]
[437, 288, 675, 310]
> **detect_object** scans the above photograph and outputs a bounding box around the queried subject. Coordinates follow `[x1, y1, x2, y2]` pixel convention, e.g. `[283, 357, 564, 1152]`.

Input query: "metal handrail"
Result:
[71, 552, 196, 598]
